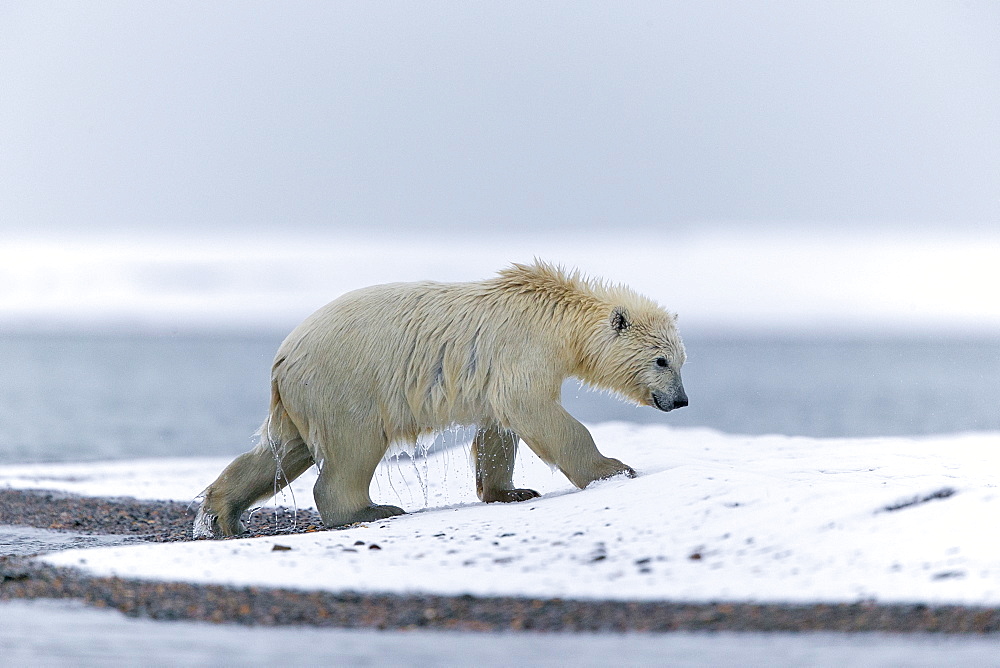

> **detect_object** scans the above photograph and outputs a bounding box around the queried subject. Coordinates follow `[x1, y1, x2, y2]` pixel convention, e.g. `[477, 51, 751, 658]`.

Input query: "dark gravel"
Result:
[2, 488, 999, 634]
[0, 488, 323, 541]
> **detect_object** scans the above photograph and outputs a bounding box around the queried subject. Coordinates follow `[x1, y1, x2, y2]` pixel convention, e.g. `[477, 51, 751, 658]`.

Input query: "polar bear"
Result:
[194, 261, 687, 537]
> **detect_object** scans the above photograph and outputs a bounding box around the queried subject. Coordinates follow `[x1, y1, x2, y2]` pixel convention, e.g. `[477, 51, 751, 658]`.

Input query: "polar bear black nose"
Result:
[673, 385, 688, 410]
[652, 388, 688, 412]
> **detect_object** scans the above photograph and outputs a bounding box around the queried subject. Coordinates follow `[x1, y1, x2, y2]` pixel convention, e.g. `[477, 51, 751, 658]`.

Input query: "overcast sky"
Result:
[2, 1, 999, 241]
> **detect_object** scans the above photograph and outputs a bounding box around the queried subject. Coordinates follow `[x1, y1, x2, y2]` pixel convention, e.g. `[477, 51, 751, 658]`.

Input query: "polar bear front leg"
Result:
[512, 402, 637, 489]
[472, 424, 540, 503]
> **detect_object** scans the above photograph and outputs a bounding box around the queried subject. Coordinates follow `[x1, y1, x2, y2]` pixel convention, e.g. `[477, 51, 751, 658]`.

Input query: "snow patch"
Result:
[2, 424, 998, 604]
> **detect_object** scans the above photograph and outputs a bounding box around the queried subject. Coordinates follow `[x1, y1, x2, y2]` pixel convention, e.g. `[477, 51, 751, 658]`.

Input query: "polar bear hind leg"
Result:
[311, 426, 405, 527]
[194, 435, 314, 538]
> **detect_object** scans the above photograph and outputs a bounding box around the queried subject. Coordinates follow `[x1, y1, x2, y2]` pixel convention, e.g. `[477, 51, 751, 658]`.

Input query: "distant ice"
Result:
[3, 232, 999, 334]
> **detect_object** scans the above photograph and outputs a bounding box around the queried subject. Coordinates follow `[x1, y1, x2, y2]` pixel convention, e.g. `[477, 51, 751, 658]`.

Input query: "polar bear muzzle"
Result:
[652, 382, 688, 412]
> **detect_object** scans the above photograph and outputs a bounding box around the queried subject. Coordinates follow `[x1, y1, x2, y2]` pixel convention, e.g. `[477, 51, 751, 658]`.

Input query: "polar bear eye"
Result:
[655, 357, 670, 368]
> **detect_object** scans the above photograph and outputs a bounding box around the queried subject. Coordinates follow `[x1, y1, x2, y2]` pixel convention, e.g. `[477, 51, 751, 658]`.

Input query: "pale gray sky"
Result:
[2, 1, 998, 240]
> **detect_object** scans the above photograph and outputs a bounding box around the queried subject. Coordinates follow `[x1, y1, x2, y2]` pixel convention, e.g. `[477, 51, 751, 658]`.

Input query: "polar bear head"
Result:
[583, 302, 688, 412]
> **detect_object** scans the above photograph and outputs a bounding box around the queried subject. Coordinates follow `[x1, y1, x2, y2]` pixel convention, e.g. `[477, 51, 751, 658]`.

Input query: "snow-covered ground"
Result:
[2, 423, 997, 605]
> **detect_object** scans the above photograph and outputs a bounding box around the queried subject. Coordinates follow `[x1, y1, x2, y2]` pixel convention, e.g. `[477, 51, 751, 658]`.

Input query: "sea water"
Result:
[1, 331, 998, 465]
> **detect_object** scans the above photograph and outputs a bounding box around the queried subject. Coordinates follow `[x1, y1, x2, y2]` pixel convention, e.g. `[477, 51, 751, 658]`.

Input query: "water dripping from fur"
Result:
[376, 426, 476, 512]
[264, 425, 298, 533]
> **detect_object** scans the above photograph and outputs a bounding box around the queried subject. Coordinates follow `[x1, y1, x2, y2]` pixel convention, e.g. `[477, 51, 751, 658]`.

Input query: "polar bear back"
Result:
[271, 279, 570, 444]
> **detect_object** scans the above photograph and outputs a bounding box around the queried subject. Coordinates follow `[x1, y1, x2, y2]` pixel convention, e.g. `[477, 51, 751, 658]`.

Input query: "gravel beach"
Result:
[2, 488, 999, 634]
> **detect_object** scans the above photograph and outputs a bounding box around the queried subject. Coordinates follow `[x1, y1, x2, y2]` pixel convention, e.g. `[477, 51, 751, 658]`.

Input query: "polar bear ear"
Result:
[610, 306, 631, 335]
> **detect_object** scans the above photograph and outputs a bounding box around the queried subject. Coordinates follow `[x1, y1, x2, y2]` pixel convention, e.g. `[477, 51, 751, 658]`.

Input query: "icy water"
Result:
[4, 600, 1000, 668]
[0, 526, 140, 557]
[0, 331, 998, 464]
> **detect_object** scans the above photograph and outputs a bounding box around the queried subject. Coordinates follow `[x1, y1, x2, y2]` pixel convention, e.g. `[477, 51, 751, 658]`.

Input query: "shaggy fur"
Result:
[194, 261, 687, 537]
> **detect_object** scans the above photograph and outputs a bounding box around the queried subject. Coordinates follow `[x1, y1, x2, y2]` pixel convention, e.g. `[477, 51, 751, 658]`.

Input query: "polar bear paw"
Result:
[339, 504, 406, 526]
[192, 505, 245, 539]
[481, 488, 541, 503]
[593, 457, 638, 482]
[192, 506, 218, 539]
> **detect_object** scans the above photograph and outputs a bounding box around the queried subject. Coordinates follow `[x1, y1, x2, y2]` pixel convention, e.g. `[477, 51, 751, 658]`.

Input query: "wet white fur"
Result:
[195, 261, 685, 536]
